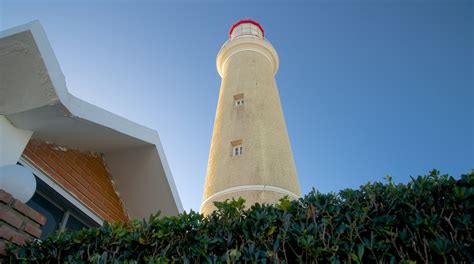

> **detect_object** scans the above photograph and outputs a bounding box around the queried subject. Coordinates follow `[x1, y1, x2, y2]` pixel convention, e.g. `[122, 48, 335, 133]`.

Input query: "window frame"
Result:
[230, 139, 243, 157]
[30, 188, 94, 233]
[28, 184, 98, 239]
[232, 145, 243, 156]
[235, 99, 244, 107]
[233, 93, 245, 108]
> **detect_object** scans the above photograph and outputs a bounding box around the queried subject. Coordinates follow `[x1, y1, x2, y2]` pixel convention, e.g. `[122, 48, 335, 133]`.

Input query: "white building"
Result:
[0, 21, 182, 240]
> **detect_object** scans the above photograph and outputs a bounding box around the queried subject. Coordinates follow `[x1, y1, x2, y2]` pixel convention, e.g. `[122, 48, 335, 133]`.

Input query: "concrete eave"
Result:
[0, 21, 183, 218]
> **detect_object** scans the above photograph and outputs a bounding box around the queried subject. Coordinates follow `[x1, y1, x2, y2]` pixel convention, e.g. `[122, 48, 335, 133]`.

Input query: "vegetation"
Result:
[4, 170, 473, 263]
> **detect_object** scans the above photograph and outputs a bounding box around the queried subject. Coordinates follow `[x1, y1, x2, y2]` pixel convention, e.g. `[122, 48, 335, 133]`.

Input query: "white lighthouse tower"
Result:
[201, 19, 301, 215]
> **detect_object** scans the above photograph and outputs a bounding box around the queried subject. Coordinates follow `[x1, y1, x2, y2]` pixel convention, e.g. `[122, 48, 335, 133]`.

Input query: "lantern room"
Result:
[229, 19, 265, 40]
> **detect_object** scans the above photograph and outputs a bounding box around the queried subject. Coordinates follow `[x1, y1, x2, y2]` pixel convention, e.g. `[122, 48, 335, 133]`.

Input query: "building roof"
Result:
[0, 21, 183, 218]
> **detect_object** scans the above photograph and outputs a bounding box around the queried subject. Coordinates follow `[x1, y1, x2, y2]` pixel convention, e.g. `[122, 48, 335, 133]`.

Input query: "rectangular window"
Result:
[234, 93, 244, 107]
[231, 139, 243, 156]
[26, 192, 64, 238]
[25, 175, 100, 239]
[233, 145, 243, 156]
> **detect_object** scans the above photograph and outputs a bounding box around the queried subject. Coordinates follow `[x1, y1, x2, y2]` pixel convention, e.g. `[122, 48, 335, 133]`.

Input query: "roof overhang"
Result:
[0, 21, 183, 218]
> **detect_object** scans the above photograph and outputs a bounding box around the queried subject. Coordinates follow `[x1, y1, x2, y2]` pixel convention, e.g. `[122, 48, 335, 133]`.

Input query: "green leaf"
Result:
[357, 244, 364, 260]
[351, 253, 359, 263]
[267, 226, 277, 236]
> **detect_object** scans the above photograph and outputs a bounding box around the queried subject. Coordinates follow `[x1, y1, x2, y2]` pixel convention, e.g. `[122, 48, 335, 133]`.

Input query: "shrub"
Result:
[4, 170, 473, 263]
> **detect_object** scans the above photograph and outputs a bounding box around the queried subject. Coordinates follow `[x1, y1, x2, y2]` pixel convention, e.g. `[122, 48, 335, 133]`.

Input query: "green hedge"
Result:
[4, 170, 473, 263]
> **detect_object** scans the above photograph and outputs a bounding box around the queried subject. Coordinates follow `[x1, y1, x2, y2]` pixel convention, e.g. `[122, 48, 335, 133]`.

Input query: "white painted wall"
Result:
[0, 21, 183, 217]
[105, 145, 182, 218]
[0, 116, 33, 166]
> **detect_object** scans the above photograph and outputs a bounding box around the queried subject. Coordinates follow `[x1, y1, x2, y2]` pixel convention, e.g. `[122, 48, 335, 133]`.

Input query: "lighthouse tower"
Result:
[201, 19, 301, 215]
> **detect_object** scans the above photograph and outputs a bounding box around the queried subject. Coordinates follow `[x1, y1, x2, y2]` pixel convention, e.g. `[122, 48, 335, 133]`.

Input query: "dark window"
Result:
[65, 214, 88, 231]
[26, 176, 100, 239]
[27, 193, 64, 239]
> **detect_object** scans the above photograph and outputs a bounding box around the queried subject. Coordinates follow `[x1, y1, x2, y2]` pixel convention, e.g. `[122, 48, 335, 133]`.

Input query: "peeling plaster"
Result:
[101, 154, 129, 219]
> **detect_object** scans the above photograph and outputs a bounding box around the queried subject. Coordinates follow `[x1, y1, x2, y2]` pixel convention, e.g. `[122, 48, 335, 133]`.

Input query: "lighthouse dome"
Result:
[229, 19, 264, 40]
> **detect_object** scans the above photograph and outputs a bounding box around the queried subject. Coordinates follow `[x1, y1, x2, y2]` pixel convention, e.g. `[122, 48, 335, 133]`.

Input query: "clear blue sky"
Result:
[1, 0, 472, 212]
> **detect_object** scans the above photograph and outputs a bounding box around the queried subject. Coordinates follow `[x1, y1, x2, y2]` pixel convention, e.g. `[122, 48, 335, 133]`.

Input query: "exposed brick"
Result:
[49, 152, 89, 188]
[12, 201, 46, 225]
[0, 191, 13, 205]
[0, 225, 27, 245]
[22, 139, 129, 222]
[82, 199, 110, 222]
[23, 223, 41, 238]
[0, 207, 23, 229]
[0, 193, 45, 255]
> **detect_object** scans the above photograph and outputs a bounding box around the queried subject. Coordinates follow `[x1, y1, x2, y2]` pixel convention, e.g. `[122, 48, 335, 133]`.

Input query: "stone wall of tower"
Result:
[201, 23, 301, 215]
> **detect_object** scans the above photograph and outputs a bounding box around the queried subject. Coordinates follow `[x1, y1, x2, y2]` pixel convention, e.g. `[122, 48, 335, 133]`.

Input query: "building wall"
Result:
[22, 139, 128, 223]
[0, 116, 32, 167]
[0, 190, 45, 255]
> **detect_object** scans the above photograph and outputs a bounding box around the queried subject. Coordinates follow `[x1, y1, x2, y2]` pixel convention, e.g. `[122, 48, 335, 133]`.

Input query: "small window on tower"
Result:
[234, 93, 244, 107]
[231, 139, 243, 156]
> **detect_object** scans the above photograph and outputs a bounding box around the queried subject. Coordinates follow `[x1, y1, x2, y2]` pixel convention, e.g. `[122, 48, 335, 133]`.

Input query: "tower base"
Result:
[200, 185, 299, 215]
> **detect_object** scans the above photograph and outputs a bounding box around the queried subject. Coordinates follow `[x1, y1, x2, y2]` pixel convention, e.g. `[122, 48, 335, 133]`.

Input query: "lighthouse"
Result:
[201, 19, 301, 215]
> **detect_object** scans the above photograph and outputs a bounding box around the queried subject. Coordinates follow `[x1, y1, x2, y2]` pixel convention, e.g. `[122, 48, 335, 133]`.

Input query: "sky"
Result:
[1, 0, 472, 212]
